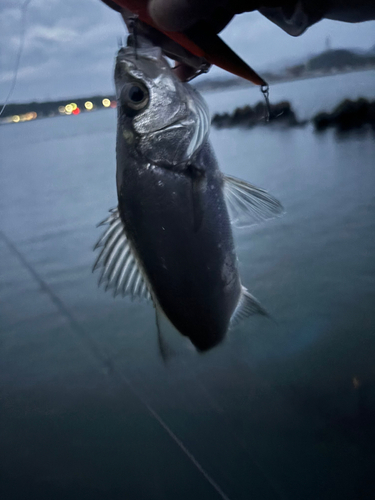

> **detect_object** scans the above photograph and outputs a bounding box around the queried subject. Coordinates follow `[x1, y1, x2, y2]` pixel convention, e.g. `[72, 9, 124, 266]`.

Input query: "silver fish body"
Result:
[94, 41, 283, 352]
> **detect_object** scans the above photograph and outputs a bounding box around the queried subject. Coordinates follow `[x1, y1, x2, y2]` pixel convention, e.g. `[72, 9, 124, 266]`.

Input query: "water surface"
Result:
[1, 71, 375, 500]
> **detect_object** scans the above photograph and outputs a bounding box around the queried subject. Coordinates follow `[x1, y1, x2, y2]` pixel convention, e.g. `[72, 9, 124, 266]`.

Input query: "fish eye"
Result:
[121, 82, 149, 112]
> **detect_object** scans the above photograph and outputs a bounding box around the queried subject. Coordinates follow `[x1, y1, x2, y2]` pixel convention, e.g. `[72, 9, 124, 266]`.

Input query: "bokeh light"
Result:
[65, 104, 73, 113]
[102, 98, 111, 107]
[9, 112, 37, 123]
[84, 101, 93, 110]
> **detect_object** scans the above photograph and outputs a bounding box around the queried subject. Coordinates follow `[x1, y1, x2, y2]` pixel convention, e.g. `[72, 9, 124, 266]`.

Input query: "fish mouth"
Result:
[116, 44, 164, 66]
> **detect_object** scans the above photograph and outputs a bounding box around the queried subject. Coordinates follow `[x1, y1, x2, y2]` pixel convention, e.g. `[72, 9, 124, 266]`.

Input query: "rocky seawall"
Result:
[212, 99, 375, 133]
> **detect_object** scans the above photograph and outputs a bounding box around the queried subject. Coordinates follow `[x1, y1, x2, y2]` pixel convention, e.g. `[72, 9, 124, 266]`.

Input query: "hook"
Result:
[261, 84, 271, 123]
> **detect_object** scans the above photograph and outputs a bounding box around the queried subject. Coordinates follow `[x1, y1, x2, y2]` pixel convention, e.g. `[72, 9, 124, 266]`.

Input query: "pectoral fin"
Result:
[223, 175, 284, 228]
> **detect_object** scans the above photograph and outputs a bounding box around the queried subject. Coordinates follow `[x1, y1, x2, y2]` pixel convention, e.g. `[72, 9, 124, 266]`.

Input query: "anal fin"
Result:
[155, 306, 175, 364]
[154, 304, 195, 361]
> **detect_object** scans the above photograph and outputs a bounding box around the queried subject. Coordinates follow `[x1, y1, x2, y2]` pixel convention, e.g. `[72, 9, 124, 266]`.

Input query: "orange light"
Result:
[72, 108, 80, 115]
[353, 377, 361, 389]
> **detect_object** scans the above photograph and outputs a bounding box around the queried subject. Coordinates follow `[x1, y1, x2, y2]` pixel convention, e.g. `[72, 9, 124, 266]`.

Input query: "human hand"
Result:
[102, 1, 375, 38]
[148, 0, 375, 36]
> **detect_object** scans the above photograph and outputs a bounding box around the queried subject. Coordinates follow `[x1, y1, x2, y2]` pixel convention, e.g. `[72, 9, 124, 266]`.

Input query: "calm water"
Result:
[1, 71, 375, 500]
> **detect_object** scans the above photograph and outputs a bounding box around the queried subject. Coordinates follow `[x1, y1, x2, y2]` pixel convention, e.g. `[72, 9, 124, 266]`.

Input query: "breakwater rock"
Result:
[211, 101, 304, 129]
[313, 98, 375, 132]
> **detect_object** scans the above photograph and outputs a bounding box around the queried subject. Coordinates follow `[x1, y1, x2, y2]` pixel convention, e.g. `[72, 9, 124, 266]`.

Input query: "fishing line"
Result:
[199, 376, 285, 498]
[0, 229, 233, 500]
[179, 361, 287, 500]
[0, 0, 32, 117]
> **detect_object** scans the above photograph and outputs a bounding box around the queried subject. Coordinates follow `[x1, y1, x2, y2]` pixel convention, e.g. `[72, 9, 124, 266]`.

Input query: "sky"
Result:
[1, 0, 375, 103]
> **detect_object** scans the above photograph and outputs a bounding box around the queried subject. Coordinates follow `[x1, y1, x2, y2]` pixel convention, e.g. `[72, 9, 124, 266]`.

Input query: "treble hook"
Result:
[261, 84, 271, 123]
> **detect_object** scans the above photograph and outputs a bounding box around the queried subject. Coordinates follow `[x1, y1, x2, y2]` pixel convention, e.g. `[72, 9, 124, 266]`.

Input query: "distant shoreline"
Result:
[1, 67, 374, 126]
[198, 66, 375, 94]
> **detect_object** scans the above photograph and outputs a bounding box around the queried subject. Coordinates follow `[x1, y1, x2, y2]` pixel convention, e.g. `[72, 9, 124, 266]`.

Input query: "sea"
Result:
[1, 70, 375, 500]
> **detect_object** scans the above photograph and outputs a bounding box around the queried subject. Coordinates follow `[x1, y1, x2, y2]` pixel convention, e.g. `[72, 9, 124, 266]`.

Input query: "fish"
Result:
[93, 38, 283, 353]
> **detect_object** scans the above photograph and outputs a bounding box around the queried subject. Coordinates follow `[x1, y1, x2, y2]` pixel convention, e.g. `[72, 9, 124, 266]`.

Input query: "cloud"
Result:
[29, 25, 78, 43]
[0, 0, 124, 101]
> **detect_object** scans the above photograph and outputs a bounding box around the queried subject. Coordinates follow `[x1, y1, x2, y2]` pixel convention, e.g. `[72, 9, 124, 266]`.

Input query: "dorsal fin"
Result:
[93, 208, 151, 300]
